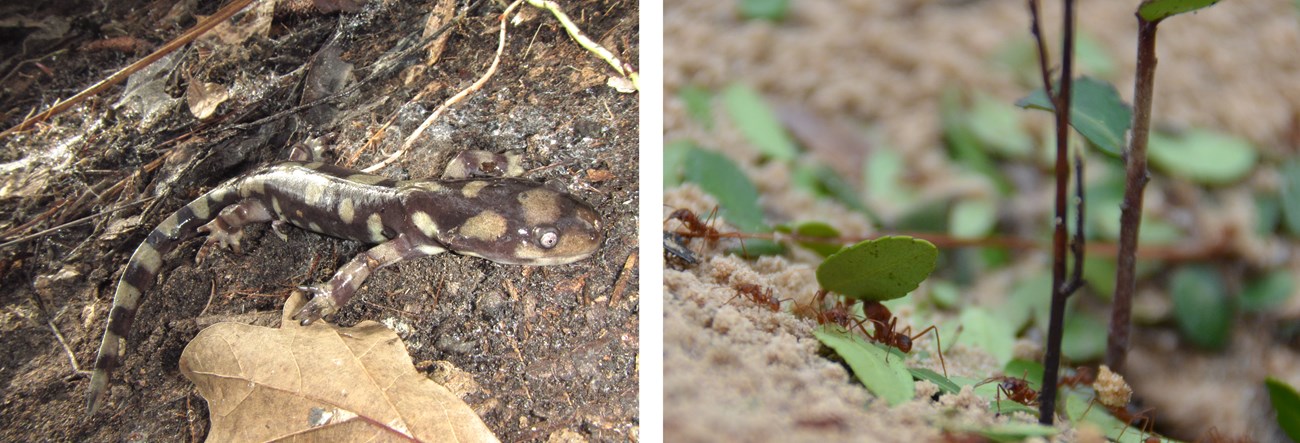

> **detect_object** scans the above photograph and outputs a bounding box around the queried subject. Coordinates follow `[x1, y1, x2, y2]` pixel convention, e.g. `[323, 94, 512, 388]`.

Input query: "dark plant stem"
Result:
[1028, 0, 1080, 425]
[1107, 16, 1160, 374]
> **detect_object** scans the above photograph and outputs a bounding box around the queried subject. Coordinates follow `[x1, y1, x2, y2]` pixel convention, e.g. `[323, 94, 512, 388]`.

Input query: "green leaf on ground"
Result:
[1279, 159, 1300, 236]
[1241, 271, 1295, 312]
[949, 198, 998, 239]
[664, 139, 692, 188]
[954, 307, 1015, 368]
[816, 236, 938, 301]
[1005, 274, 1051, 331]
[679, 85, 713, 129]
[738, 0, 790, 21]
[968, 92, 1034, 159]
[1062, 313, 1108, 361]
[722, 84, 796, 160]
[682, 146, 766, 232]
[909, 367, 960, 395]
[1148, 130, 1257, 185]
[927, 280, 960, 310]
[1170, 265, 1233, 350]
[1138, 0, 1223, 22]
[1016, 77, 1132, 156]
[1255, 192, 1281, 234]
[784, 221, 844, 257]
[971, 422, 1058, 442]
[814, 325, 914, 405]
[1266, 377, 1300, 442]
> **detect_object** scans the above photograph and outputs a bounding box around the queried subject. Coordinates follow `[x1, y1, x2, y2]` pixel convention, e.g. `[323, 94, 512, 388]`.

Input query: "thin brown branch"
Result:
[1108, 16, 1161, 374]
[0, 0, 256, 139]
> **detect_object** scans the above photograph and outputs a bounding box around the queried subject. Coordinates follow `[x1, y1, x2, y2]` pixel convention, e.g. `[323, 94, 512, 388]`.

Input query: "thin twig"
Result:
[363, 0, 524, 173]
[50, 319, 87, 374]
[0, 0, 256, 139]
[1028, 0, 1079, 425]
[525, 0, 638, 91]
[0, 197, 156, 250]
[1108, 14, 1161, 374]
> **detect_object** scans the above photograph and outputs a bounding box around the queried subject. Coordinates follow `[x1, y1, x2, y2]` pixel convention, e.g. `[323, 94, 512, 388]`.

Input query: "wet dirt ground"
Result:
[0, 0, 638, 441]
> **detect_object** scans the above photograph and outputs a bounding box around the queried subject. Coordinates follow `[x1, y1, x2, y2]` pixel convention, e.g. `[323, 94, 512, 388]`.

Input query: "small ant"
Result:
[1057, 366, 1095, 389]
[1081, 398, 1160, 442]
[728, 283, 788, 312]
[977, 372, 1039, 413]
[860, 300, 948, 377]
[810, 290, 859, 330]
[665, 208, 723, 240]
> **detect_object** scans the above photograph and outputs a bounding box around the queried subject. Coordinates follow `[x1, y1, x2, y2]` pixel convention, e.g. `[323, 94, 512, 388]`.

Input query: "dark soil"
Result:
[0, 1, 639, 441]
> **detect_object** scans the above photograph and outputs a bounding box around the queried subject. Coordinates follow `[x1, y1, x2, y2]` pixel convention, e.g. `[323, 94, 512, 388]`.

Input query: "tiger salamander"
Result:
[86, 152, 602, 414]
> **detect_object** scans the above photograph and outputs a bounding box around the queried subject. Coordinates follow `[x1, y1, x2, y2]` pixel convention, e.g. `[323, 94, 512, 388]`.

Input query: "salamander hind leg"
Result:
[292, 235, 446, 325]
[195, 198, 274, 263]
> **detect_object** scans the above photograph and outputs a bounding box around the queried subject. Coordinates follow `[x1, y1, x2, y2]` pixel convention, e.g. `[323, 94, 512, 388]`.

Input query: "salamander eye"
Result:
[537, 227, 560, 249]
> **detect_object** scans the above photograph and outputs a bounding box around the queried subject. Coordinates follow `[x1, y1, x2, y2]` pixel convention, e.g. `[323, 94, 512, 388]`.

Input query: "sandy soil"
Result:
[664, 1, 1300, 442]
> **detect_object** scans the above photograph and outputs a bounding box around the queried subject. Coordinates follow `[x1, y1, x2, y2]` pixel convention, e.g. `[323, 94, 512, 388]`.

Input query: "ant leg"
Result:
[909, 324, 948, 378]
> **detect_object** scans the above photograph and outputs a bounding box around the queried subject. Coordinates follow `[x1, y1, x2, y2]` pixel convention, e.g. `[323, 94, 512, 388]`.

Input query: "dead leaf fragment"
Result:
[186, 79, 230, 120]
[180, 292, 499, 442]
[422, 0, 457, 66]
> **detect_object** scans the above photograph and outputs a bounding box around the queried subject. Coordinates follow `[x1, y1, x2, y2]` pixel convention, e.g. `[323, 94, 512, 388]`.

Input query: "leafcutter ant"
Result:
[728, 283, 789, 312]
[977, 372, 1038, 413]
[860, 299, 948, 377]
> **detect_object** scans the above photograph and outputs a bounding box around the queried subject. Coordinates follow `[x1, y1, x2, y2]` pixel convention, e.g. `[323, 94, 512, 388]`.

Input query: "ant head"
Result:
[896, 334, 912, 352]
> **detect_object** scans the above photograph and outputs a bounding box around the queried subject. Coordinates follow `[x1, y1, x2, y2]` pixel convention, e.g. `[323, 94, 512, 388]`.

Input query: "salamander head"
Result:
[435, 180, 602, 266]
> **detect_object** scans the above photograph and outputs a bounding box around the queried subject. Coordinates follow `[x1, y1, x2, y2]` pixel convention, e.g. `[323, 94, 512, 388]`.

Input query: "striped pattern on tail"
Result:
[86, 185, 241, 414]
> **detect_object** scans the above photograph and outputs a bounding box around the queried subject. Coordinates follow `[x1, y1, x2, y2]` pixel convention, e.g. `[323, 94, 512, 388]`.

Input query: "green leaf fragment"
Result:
[973, 422, 1058, 442]
[738, 0, 790, 21]
[678, 85, 714, 129]
[682, 147, 766, 233]
[1148, 130, 1257, 185]
[949, 198, 998, 239]
[1170, 265, 1233, 350]
[909, 367, 960, 395]
[968, 92, 1034, 158]
[814, 325, 914, 405]
[1241, 271, 1294, 312]
[1138, 0, 1222, 22]
[1061, 313, 1108, 361]
[790, 221, 844, 257]
[1280, 159, 1300, 236]
[663, 139, 692, 189]
[816, 236, 939, 302]
[955, 307, 1015, 368]
[1016, 76, 1132, 156]
[721, 84, 797, 161]
[1266, 377, 1300, 442]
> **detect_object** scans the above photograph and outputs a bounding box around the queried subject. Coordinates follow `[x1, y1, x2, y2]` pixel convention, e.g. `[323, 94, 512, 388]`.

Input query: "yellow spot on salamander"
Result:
[156, 215, 180, 238]
[339, 198, 355, 224]
[304, 182, 325, 206]
[272, 196, 282, 215]
[518, 188, 561, 226]
[308, 222, 321, 232]
[135, 243, 162, 274]
[115, 282, 142, 309]
[411, 211, 439, 238]
[460, 211, 507, 241]
[461, 181, 488, 198]
[367, 213, 385, 242]
[190, 197, 211, 219]
[349, 174, 390, 185]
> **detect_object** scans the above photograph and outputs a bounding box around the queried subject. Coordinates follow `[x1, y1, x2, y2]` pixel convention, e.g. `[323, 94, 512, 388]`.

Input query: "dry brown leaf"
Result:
[422, 0, 457, 66]
[180, 292, 499, 442]
[199, 0, 274, 46]
[185, 78, 230, 120]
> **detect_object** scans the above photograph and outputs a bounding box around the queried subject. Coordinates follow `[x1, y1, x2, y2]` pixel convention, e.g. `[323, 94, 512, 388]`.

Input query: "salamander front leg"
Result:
[292, 235, 445, 325]
[196, 198, 274, 263]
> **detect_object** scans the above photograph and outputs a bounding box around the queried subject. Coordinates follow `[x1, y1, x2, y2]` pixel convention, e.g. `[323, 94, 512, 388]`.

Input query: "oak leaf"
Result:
[180, 292, 498, 442]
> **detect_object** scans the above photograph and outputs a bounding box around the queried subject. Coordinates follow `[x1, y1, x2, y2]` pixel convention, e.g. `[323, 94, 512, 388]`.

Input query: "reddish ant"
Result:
[727, 283, 789, 312]
[859, 299, 948, 377]
[1080, 398, 1160, 442]
[1057, 366, 1095, 389]
[977, 372, 1039, 413]
[809, 291, 948, 377]
[665, 208, 723, 240]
